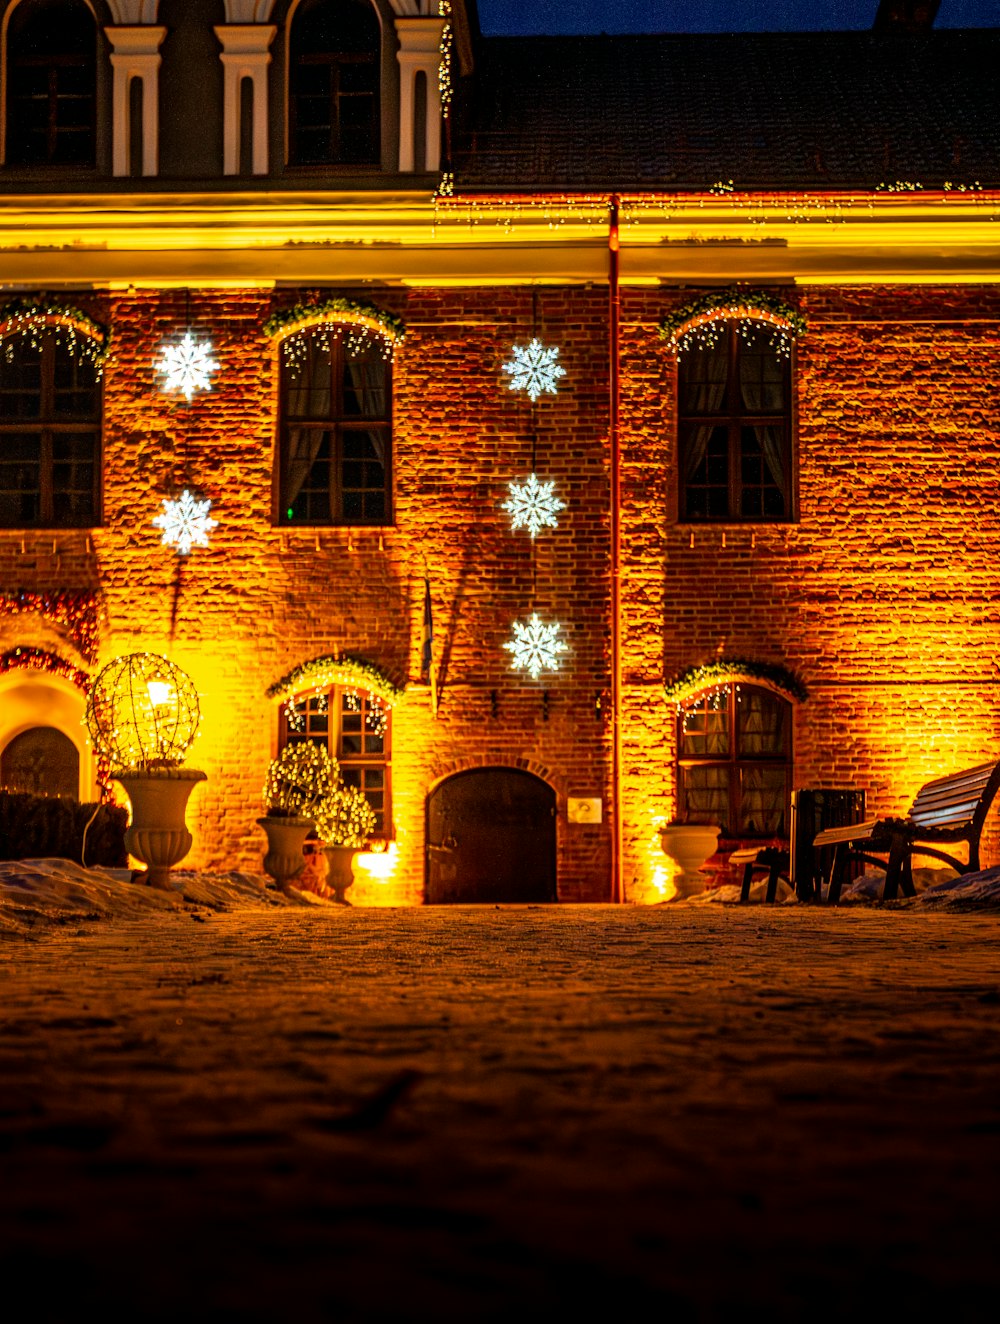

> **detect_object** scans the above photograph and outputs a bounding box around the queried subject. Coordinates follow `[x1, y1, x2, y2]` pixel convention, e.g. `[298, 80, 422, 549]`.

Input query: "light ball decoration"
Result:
[86, 653, 200, 773]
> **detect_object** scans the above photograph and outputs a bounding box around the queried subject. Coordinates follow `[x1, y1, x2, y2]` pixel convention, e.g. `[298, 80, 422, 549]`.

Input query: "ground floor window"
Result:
[677, 684, 791, 837]
[280, 684, 390, 836]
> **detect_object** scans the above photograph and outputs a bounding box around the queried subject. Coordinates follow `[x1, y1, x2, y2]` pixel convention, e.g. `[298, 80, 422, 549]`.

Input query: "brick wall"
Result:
[619, 283, 1000, 899]
[2, 281, 999, 902]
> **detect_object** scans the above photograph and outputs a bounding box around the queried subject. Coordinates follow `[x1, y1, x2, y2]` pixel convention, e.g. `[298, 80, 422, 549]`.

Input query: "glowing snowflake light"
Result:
[152, 489, 218, 556]
[502, 338, 566, 402]
[504, 613, 567, 681]
[154, 331, 219, 402]
[502, 472, 566, 539]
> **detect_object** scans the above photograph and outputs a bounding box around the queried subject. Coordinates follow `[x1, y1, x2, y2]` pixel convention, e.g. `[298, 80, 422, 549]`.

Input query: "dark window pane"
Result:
[279, 332, 391, 526]
[678, 321, 792, 523]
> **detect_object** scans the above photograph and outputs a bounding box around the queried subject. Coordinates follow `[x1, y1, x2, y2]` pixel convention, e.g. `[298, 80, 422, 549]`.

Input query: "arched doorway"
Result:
[1, 726, 79, 798]
[426, 768, 557, 904]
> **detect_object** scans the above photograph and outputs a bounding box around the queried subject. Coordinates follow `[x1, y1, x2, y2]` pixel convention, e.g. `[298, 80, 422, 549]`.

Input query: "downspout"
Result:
[609, 194, 624, 904]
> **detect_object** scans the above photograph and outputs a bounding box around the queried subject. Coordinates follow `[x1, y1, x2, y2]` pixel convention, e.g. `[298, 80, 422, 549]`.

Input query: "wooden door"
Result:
[426, 768, 557, 904]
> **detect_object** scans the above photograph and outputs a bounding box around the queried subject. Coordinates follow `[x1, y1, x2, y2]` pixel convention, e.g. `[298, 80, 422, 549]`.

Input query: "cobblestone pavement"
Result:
[2, 904, 999, 1322]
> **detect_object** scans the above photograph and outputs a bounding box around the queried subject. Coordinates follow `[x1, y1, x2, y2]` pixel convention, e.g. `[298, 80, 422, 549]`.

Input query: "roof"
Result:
[450, 30, 1000, 193]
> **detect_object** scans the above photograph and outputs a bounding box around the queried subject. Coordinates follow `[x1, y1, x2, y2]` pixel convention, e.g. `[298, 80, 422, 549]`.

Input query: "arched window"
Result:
[0, 324, 101, 527]
[678, 322, 792, 521]
[677, 684, 791, 838]
[5, 0, 97, 167]
[1, 725, 79, 797]
[278, 333, 391, 525]
[288, 0, 381, 167]
[281, 684, 390, 836]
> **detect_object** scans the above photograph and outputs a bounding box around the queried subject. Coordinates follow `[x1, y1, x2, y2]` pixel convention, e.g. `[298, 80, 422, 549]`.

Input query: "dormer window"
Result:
[5, 0, 97, 168]
[288, 0, 381, 168]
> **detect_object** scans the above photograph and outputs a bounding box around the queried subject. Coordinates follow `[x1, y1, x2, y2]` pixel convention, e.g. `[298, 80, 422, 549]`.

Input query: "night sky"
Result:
[475, 0, 1000, 36]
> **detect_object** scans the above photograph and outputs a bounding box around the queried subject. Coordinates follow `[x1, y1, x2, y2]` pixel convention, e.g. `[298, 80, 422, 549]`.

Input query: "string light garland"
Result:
[659, 287, 807, 357]
[0, 590, 101, 664]
[504, 614, 567, 681]
[664, 659, 808, 711]
[264, 299, 404, 373]
[86, 653, 200, 773]
[267, 654, 402, 709]
[0, 298, 110, 374]
[0, 646, 89, 692]
[502, 473, 566, 539]
[502, 338, 566, 402]
[152, 489, 218, 556]
[154, 330, 219, 402]
[438, 0, 453, 119]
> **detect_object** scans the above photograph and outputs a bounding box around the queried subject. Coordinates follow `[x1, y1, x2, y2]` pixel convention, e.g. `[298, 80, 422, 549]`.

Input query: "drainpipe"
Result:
[609, 194, 624, 904]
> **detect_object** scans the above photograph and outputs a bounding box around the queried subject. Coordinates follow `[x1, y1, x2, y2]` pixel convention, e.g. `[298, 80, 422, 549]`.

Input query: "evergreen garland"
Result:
[0, 298, 110, 373]
[664, 659, 808, 707]
[264, 298, 404, 370]
[658, 287, 807, 356]
[267, 654, 402, 707]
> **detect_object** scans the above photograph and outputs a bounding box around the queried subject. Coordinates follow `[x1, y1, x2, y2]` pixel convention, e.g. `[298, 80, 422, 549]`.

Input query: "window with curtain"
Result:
[288, 0, 381, 167]
[677, 684, 791, 838]
[5, 0, 97, 167]
[278, 334, 391, 525]
[677, 322, 792, 522]
[0, 328, 101, 527]
[281, 686, 390, 837]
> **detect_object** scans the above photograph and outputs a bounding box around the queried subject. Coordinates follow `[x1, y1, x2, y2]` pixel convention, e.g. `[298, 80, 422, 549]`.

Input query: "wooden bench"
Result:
[812, 760, 1000, 904]
[729, 846, 790, 903]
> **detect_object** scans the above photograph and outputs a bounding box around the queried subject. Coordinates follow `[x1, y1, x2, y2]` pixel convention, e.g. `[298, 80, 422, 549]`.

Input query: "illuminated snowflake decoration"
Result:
[504, 613, 567, 681]
[502, 338, 566, 402]
[152, 489, 218, 556]
[154, 332, 219, 402]
[502, 473, 566, 539]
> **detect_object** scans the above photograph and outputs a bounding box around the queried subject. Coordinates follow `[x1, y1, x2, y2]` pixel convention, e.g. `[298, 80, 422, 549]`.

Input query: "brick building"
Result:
[1, 0, 999, 904]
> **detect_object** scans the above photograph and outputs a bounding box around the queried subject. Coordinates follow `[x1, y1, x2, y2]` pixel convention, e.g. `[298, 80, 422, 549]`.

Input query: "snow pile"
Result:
[0, 858, 331, 936]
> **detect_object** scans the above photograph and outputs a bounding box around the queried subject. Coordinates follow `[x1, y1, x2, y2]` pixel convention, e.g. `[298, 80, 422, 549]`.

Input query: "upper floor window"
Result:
[288, 0, 381, 167]
[278, 334, 391, 526]
[678, 322, 792, 522]
[0, 327, 101, 527]
[281, 685, 390, 837]
[677, 684, 791, 838]
[5, 0, 96, 167]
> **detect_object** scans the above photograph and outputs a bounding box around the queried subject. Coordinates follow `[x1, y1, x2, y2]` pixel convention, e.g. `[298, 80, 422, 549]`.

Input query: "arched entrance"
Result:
[1, 726, 79, 798]
[425, 768, 557, 904]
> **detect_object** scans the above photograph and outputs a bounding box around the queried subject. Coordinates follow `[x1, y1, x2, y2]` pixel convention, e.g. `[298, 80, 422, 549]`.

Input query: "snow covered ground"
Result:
[3, 856, 1000, 937]
[2, 857, 1000, 1320]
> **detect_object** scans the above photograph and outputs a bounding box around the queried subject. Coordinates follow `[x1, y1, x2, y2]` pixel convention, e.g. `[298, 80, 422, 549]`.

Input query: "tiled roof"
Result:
[451, 30, 1000, 192]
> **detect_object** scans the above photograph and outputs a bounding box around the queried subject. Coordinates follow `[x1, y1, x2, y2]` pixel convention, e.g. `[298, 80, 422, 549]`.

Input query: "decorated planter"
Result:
[116, 768, 206, 889]
[257, 815, 314, 890]
[323, 844, 359, 905]
[659, 823, 721, 899]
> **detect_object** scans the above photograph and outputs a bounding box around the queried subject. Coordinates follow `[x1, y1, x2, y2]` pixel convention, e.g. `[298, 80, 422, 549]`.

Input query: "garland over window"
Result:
[264, 298, 404, 374]
[267, 654, 402, 708]
[664, 658, 808, 710]
[0, 590, 101, 665]
[0, 646, 89, 692]
[0, 298, 110, 373]
[659, 287, 806, 358]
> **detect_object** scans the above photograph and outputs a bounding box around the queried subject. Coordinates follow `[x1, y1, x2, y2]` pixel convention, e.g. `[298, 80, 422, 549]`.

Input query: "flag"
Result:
[421, 576, 438, 714]
[421, 577, 433, 678]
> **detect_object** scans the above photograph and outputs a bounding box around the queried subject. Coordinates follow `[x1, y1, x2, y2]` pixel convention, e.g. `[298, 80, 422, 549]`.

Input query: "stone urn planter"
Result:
[323, 844, 359, 905]
[659, 823, 721, 899]
[116, 768, 207, 889]
[256, 814, 314, 891]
